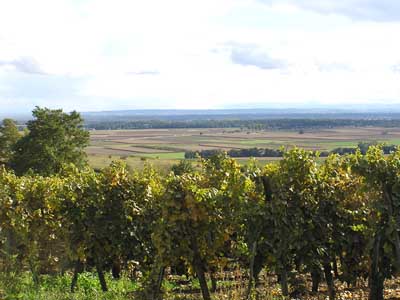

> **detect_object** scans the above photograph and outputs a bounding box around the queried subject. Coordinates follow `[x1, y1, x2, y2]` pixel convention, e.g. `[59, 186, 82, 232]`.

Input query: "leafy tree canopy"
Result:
[0, 118, 20, 165]
[11, 107, 89, 176]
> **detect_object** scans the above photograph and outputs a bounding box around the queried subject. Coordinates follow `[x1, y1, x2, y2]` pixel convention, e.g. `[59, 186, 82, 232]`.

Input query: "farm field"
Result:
[87, 126, 400, 170]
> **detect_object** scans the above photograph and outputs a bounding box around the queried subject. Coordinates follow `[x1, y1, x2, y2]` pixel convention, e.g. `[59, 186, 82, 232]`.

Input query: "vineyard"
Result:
[1, 146, 400, 300]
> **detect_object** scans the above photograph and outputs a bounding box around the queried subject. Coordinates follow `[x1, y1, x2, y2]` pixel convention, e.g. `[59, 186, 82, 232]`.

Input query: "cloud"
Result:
[125, 70, 160, 76]
[259, 0, 400, 22]
[317, 62, 352, 72]
[0, 57, 45, 75]
[0, 72, 84, 100]
[228, 43, 286, 70]
[2, 0, 400, 113]
[392, 64, 400, 73]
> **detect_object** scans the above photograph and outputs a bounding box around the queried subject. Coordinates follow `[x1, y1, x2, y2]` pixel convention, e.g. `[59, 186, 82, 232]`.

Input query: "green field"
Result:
[87, 126, 400, 170]
[136, 152, 185, 159]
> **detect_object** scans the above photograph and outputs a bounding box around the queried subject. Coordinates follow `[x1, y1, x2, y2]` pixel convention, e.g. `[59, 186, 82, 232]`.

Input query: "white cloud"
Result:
[1, 0, 400, 113]
[226, 43, 287, 69]
[0, 57, 45, 74]
[259, 0, 400, 22]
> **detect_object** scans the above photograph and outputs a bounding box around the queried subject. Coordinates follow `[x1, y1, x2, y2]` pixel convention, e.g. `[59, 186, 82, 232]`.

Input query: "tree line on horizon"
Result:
[184, 142, 397, 159]
[84, 118, 400, 131]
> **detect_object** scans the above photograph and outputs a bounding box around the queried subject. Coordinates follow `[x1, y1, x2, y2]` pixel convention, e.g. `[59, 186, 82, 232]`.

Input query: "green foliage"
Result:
[171, 159, 194, 175]
[350, 146, 400, 298]
[11, 107, 89, 175]
[0, 272, 138, 300]
[0, 118, 20, 165]
[3, 148, 400, 299]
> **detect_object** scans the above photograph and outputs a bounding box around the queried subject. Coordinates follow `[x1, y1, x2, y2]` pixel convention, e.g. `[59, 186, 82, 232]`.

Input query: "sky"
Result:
[1, 0, 400, 113]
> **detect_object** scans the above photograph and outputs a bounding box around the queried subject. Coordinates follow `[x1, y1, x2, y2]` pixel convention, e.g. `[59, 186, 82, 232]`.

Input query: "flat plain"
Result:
[87, 126, 400, 170]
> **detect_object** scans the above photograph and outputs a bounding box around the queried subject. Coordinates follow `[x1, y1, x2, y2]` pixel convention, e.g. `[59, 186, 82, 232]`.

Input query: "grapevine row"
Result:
[1, 146, 400, 300]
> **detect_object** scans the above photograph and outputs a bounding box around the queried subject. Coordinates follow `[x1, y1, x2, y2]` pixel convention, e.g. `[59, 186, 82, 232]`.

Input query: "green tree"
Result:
[11, 107, 89, 175]
[0, 119, 20, 165]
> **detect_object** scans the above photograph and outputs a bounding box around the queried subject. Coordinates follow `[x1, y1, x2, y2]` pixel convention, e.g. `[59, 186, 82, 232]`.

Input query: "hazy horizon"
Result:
[5, 104, 400, 121]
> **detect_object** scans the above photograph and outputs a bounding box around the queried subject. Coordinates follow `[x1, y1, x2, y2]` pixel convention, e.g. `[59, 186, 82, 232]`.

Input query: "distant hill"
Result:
[5, 106, 400, 124]
[81, 108, 400, 122]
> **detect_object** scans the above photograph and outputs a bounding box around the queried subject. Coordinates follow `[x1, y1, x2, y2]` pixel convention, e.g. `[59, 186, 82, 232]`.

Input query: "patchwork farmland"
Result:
[87, 126, 400, 170]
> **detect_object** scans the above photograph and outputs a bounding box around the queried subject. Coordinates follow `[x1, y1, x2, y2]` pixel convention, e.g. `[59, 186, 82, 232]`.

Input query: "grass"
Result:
[238, 139, 281, 145]
[0, 271, 285, 300]
[0, 272, 138, 300]
[87, 154, 181, 173]
[316, 140, 359, 150]
[385, 138, 400, 145]
[135, 152, 186, 159]
[87, 154, 121, 169]
[6, 269, 398, 300]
